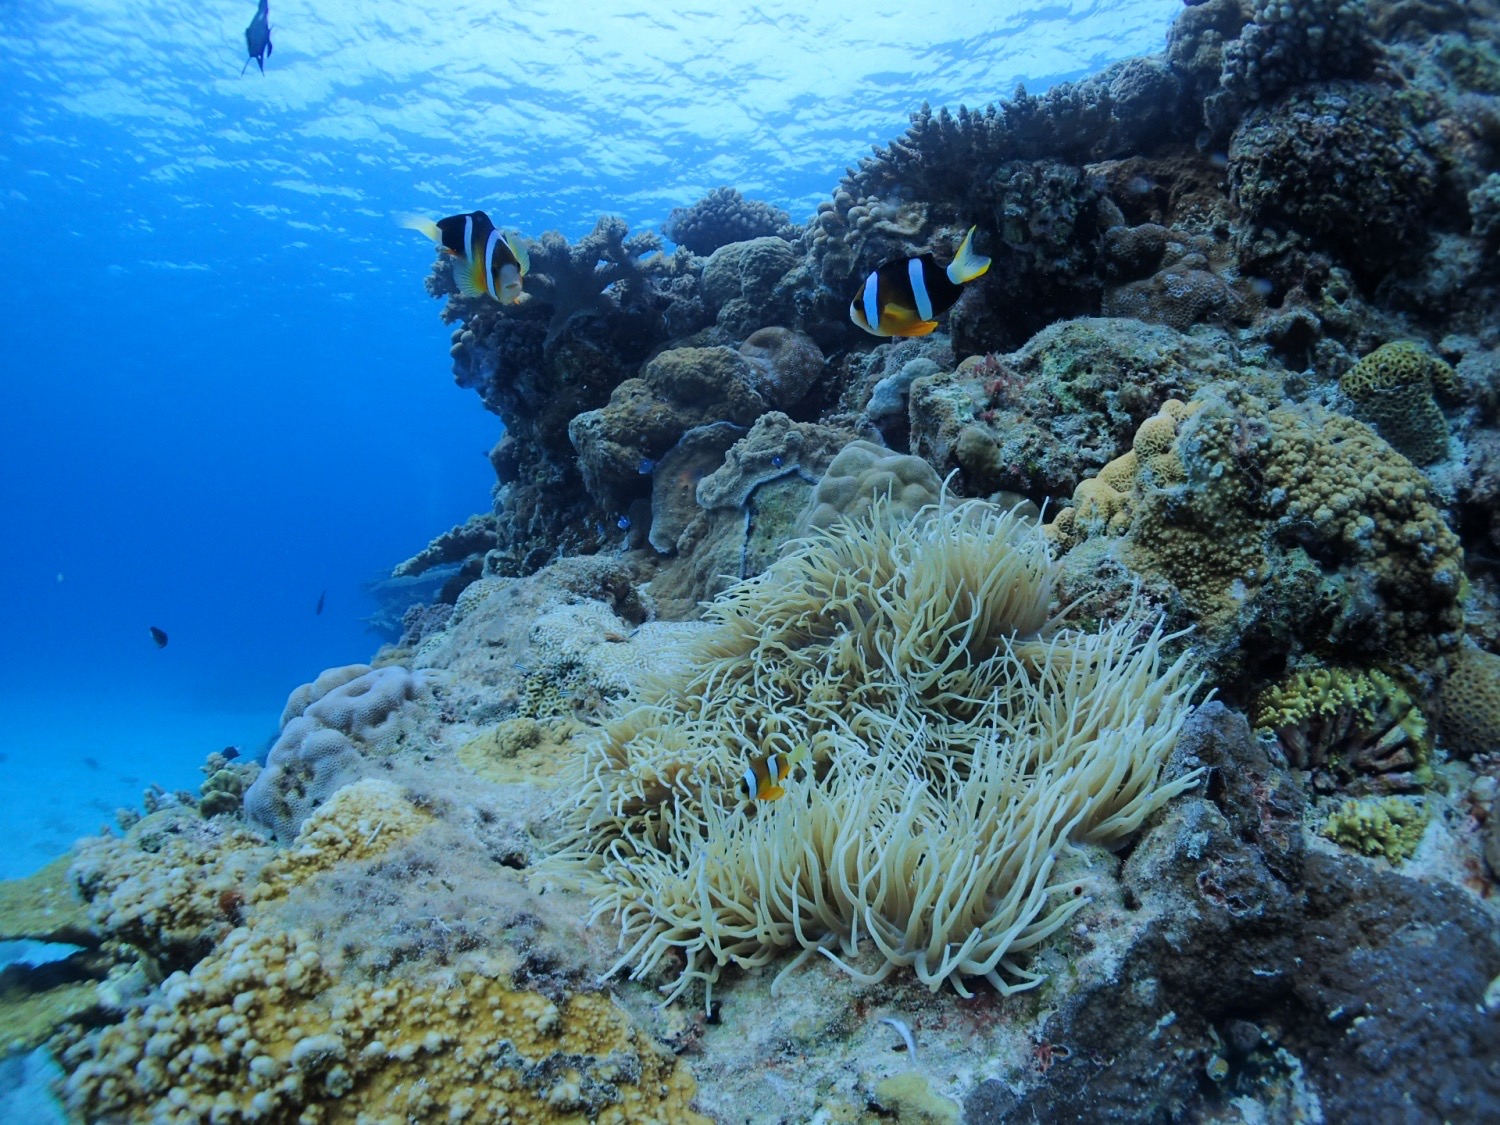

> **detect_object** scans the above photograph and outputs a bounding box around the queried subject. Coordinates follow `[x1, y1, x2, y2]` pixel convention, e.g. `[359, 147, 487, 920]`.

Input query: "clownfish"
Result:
[849, 225, 991, 338]
[740, 744, 810, 803]
[404, 210, 531, 304]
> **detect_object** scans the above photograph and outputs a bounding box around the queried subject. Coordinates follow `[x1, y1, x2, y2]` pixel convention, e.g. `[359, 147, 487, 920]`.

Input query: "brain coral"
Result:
[1440, 640, 1500, 757]
[551, 497, 1202, 1007]
[1050, 385, 1464, 679]
[1339, 341, 1456, 466]
[798, 439, 943, 534]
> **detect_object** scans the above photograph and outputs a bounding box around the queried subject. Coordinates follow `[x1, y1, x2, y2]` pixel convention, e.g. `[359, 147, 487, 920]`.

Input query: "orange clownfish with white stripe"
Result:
[404, 210, 531, 304]
[739, 744, 811, 803]
[849, 225, 991, 338]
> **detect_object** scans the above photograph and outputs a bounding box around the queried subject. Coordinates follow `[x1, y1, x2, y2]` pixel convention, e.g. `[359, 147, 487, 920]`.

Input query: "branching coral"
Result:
[525, 216, 675, 345]
[1253, 666, 1430, 793]
[550, 496, 1202, 1007]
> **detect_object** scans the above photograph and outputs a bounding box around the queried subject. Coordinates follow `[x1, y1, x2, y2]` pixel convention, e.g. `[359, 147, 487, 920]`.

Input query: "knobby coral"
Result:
[551, 495, 1202, 1007]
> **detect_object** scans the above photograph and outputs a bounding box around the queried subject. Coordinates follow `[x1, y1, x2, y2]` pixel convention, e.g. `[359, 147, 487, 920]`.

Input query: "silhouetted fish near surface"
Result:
[315, 589, 326, 615]
[221, 746, 241, 761]
[242, 0, 272, 75]
[148, 626, 168, 648]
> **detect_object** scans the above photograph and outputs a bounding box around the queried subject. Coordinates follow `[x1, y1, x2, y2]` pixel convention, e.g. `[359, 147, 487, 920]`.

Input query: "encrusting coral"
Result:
[550, 493, 1202, 1008]
[62, 779, 709, 1123]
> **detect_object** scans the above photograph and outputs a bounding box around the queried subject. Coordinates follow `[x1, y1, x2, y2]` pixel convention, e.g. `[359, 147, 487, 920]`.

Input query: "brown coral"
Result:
[1441, 640, 1500, 757]
[1339, 341, 1456, 466]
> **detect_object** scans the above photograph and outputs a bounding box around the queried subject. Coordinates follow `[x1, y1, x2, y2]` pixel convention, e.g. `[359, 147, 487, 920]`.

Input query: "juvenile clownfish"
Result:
[740, 744, 810, 803]
[404, 210, 531, 304]
[849, 225, 991, 338]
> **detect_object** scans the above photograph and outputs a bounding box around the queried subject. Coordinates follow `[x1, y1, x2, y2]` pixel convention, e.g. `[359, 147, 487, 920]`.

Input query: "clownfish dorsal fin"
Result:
[401, 214, 443, 245]
[946, 225, 991, 286]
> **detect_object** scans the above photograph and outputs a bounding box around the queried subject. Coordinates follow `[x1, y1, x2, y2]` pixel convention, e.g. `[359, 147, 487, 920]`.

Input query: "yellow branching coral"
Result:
[1253, 666, 1429, 792]
[552, 495, 1202, 1006]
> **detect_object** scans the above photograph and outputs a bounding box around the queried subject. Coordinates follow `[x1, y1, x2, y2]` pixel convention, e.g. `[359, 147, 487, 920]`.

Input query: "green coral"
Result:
[1321, 797, 1429, 862]
[1339, 342, 1455, 466]
[1254, 666, 1429, 791]
[198, 752, 255, 817]
[1049, 385, 1464, 679]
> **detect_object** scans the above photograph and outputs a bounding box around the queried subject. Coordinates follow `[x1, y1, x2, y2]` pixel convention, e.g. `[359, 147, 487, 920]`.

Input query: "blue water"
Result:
[0, 0, 1179, 877]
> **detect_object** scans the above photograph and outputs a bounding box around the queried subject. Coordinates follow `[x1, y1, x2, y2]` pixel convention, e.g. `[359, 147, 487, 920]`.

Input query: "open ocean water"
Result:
[0, 0, 1178, 880]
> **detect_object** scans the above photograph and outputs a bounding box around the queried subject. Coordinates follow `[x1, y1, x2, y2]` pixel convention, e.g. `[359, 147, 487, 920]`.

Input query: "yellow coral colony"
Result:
[553, 495, 1203, 1007]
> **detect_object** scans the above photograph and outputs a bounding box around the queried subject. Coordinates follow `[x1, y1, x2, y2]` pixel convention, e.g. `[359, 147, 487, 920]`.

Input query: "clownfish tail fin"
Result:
[946, 225, 991, 285]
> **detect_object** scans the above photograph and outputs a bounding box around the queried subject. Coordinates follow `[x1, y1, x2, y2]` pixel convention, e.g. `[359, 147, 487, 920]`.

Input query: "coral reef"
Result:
[60, 781, 708, 1124]
[1218, 0, 1376, 107]
[1228, 82, 1440, 281]
[911, 319, 1245, 505]
[1253, 665, 1430, 794]
[1321, 795, 1429, 861]
[663, 187, 797, 255]
[30, 1, 1500, 1119]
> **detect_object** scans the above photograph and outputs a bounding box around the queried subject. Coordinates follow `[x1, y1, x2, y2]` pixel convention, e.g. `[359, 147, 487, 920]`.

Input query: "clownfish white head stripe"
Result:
[908, 256, 933, 322]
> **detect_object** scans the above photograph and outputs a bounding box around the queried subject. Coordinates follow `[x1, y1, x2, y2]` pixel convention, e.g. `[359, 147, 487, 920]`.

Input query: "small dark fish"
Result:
[82, 756, 100, 771]
[850, 225, 991, 338]
[242, 0, 272, 76]
[315, 589, 326, 616]
[221, 746, 241, 761]
[403, 211, 530, 304]
[149, 626, 168, 648]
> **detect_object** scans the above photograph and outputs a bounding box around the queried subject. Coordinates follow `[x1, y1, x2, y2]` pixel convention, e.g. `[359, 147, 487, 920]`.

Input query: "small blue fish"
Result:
[616, 515, 631, 530]
[771, 455, 783, 468]
[638, 457, 657, 475]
